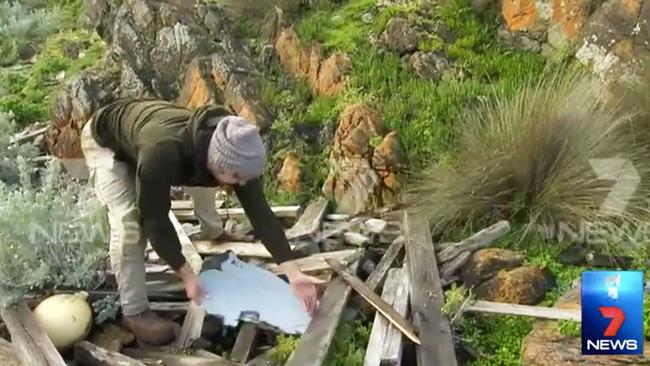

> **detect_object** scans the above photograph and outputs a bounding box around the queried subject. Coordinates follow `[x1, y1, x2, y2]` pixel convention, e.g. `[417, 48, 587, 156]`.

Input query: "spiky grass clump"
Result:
[407, 67, 650, 252]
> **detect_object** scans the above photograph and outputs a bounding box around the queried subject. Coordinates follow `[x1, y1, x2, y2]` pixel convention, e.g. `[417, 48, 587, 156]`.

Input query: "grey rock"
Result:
[364, 218, 387, 234]
[381, 16, 421, 55]
[119, 63, 149, 98]
[344, 232, 370, 246]
[293, 241, 321, 257]
[408, 51, 451, 80]
[151, 23, 205, 89]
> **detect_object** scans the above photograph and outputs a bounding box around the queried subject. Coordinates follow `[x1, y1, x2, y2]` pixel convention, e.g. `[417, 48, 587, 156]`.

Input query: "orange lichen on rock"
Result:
[502, 0, 538, 31]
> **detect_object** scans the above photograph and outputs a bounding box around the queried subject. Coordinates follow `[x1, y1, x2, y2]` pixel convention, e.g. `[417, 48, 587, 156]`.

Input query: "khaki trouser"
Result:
[80, 118, 222, 315]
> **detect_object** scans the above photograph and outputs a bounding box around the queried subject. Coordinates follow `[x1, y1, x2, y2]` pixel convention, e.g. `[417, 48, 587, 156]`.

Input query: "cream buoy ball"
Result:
[33, 291, 93, 351]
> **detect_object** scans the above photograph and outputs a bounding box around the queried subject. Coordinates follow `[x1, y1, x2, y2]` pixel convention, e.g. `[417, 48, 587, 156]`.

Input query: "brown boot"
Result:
[121, 310, 176, 345]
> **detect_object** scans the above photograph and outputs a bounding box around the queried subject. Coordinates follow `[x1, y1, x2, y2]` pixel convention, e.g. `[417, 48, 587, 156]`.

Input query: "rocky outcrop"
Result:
[408, 51, 452, 80]
[46, 0, 272, 159]
[277, 152, 302, 192]
[381, 16, 421, 55]
[575, 0, 650, 83]
[461, 248, 524, 287]
[322, 104, 405, 215]
[522, 279, 650, 365]
[274, 27, 352, 97]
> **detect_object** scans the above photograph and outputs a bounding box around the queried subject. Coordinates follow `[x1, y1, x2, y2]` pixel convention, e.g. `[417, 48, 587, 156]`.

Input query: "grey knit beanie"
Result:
[207, 116, 267, 180]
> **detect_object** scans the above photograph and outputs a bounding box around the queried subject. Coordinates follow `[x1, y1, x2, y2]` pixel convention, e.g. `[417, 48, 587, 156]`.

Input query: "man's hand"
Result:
[278, 261, 326, 316]
[176, 264, 208, 305]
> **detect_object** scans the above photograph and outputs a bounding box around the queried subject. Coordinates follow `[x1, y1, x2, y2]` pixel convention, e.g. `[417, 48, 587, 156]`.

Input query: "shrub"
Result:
[0, 160, 108, 306]
[406, 66, 650, 254]
[0, 110, 39, 186]
[0, 1, 62, 66]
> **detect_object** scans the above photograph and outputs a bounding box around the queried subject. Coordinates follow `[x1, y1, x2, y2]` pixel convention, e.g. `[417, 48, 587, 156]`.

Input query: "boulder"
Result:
[277, 152, 302, 192]
[47, 0, 272, 158]
[522, 279, 650, 365]
[89, 323, 134, 352]
[461, 248, 524, 287]
[380, 16, 421, 55]
[274, 27, 352, 97]
[46, 65, 121, 160]
[322, 104, 405, 214]
[474, 265, 554, 305]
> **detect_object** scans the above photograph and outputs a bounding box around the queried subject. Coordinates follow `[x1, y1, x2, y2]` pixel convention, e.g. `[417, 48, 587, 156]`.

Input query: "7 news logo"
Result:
[582, 271, 645, 355]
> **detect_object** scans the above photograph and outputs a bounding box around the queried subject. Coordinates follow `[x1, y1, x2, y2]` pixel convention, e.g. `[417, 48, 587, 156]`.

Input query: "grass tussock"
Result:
[406, 66, 650, 250]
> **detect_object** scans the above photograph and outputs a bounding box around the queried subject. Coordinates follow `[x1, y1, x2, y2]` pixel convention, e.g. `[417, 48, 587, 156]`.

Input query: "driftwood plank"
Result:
[439, 250, 472, 280]
[363, 268, 401, 366]
[171, 199, 225, 210]
[437, 221, 510, 263]
[0, 337, 21, 366]
[285, 260, 361, 366]
[172, 205, 300, 221]
[463, 300, 582, 321]
[326, 259, 419, 346]
[365, 236, 405, 292]
[74, 341, 146, 366]
[403, 211, 457, 366]
[230, 323, 259, 363]
[170, 212, 206, 349]
[0, 301, 66, 366]
[194, 241, 297, 258]
[123, 348, 242, 366]
[265, 249, 359, 274]
[381, 266, 410, 365]
[150, 302, 190, 312]
[285, 197, 329, 240]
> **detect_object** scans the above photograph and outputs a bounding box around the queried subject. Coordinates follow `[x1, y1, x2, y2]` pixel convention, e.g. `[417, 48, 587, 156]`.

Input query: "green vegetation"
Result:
[0, 0, 104, 126]
[0, 111, 39, 185]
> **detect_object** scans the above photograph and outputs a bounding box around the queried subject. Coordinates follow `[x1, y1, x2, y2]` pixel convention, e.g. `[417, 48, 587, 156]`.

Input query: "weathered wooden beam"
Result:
[265, 249, 359, 274]
[229, 323, 260, 363]
[74, 341, 146, 366]
[172, 205, 300, 221]
[363, 268, 401, 366]
[403, 211, 457, 366]
[149, 302, 190, 312]
[381, 266, 410, 366]
[437, 221, 510, 263]
[0, 337, 21, 366]
[463, 300, 582, 321]
[326, 259, 419, 346]
[170, 212, 206, 349]
[285, 260, 361, 366]
[123, 348, 242, 366]
[0, 300, 66, 366]
[285, 197, 329, 240]
[194, 241, 296, 258]
[171, 199, 225, 210]
[365, 236, 404, 292]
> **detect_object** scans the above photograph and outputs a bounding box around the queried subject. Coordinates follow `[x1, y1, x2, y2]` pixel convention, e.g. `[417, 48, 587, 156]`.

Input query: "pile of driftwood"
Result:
[0, 192, 586, 366]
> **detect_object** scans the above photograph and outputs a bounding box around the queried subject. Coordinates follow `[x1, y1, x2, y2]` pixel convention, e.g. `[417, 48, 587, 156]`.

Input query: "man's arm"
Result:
[233, 178, 296, 264]
[135, 145, 187, 271]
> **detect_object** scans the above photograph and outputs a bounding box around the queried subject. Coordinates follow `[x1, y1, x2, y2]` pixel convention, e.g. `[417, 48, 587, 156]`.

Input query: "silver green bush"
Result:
[0, 110, 39, 186]
[0, 159, 108, 306]
[0, 1, 61, 65]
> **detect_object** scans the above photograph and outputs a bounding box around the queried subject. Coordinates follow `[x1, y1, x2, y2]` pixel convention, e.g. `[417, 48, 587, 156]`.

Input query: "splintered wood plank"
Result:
[74, 341, 146, 366]
[439, 250, 472, 280]
[229, 323, 260, 363]
[265, 249, 359, 274]
[149, 302, 190, 312]
[285, 197, 329, 240]
[194, 241, 296, 258]
[363, 268, 401, 366]
[170, 212, 206, 349]
[464, 300, 582, 321]
[365, 237, 404, 292]
[381, 266, 410, 365]
[285, 260, 361, 366]
[437, 220, 510, 263]
[326, 259, 419, 346]
[171, 199, 225, 210]
[0, 301, 66, 366]
[403, 211, 457, 366]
